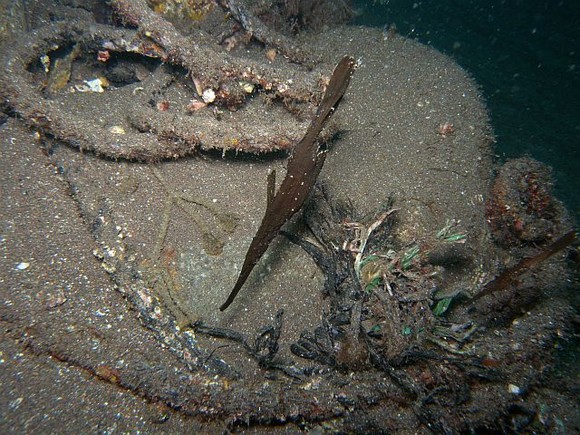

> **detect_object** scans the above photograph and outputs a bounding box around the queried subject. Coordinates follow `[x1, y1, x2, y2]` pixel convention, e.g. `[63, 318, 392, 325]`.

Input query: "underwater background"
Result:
[353, 0, 579, 221]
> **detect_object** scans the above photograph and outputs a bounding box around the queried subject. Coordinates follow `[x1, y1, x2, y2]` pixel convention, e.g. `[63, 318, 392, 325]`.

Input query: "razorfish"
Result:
[220, 56, 357, 311]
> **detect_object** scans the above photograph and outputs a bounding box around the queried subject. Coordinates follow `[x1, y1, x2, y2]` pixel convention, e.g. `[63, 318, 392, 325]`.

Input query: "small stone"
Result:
[265, 48, 277, 62]
[46, 292, 67, 309]
[508, 384, 521, 395]
[16, 262, 30, 270]
[109, 126, 126, 135]
[437, 122, 455, 137]
[156, 100, 170, 112]
[97, 50, 110, 62]
[186, 99, 206, 112]
[239, 81, 254, 94]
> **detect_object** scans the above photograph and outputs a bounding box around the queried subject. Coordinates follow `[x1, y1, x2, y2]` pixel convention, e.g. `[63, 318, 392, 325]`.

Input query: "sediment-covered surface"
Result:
[1, 1, 578, 433]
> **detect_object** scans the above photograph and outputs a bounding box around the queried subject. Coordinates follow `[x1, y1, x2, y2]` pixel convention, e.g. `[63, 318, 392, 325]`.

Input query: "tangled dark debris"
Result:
[194, 310, 285, 371]
[194, 182, 577, 432]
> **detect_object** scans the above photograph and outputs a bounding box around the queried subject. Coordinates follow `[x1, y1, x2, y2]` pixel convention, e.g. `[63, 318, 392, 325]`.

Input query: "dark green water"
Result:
[353, 0, 580, 221]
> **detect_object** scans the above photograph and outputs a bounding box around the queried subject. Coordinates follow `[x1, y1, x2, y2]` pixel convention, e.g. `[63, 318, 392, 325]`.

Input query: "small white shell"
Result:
[75, 78, 105, 93]
[202, 88, 216, 103]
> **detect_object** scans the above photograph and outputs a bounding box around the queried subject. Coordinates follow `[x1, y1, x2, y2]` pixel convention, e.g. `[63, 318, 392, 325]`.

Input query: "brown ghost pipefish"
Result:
[220, 56, 357, 311]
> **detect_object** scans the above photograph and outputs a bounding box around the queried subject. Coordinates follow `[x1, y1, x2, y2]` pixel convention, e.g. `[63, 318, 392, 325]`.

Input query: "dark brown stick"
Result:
[220, 56, 356, 311]
[467, 230, 576, 304]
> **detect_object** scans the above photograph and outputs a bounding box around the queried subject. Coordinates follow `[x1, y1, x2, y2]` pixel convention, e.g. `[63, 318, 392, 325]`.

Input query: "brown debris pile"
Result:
[486, 157, 569, 246]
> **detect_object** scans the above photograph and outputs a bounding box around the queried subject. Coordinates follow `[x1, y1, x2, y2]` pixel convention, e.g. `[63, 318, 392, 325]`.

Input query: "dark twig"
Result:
[467, 230, 576, 304]
[193, 310, 285, 368]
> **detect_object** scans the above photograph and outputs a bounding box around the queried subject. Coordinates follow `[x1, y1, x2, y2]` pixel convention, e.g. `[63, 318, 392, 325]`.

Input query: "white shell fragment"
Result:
[202, 88, 216, 103]
[16, 262, 30, 270]
[75, 77, 106, 93]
